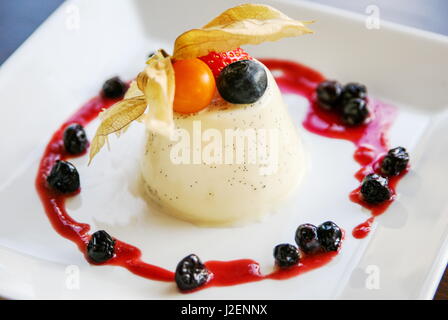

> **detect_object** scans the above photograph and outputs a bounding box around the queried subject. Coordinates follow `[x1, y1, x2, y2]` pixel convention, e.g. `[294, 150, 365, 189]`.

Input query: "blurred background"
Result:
[1, 0, 448, 65]
[0, 0, 446, 300]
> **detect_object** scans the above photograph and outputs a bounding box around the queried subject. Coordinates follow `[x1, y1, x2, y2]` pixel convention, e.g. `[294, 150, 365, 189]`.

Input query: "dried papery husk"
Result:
[140, 52, 175, 138]
[173, 3, 313, 60]
[115, 81, 146, 138]
[88, 96, 147, 163]
[89, 50, 175, 163]
[89, 4, 313, 163]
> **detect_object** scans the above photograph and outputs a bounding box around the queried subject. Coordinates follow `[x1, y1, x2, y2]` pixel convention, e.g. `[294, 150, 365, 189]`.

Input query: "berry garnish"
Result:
[361, 173, 391, 204]
[199, 48, 252, 78]
[341, 98, 369, 126]
[316, 80, 343, 110]
[317, 221, 342, 252]
[295, 224, 320, 254]
[217, 60, 267, 104]
[63, 123, 88, 155]
[175, 254, 210, 291]
[341, 82, 367, 102]
[46, 160, 80, 193]
[381, 147, 409, 176]
[102, 76, 127, 99]
[173, 58, 216, 114]
[273, 244, 300, 268]
[87, 230, 115, 263]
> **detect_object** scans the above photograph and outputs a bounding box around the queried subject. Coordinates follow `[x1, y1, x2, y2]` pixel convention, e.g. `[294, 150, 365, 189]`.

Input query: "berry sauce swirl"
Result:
[35, 69, 338, 292]
[35, 59, 406, 292]
[260, 59, 409, 239]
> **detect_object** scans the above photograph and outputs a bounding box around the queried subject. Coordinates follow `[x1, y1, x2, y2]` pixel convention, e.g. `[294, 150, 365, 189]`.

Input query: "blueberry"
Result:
[295, 224, 320, 254]
[46, 160, 80, 193]
[316, 80, 343, 110]
[63, 123, 88, 155]
[341, 82, 367, 102]
[273, 244, 300, 268]
[361, 173, 391, 204]
[87, 230, 115, 263]
[175, 254, 209, 291]
[381, 147, 409, 176]
[317, 221, 342, 252]
[341, 98, 369, 126]
[102, 76, 127, 99]
[217, 60, 267, 104]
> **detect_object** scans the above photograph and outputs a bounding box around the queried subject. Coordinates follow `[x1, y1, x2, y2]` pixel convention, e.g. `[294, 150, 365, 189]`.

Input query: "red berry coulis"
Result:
[261, 59, 409, 239]
[35, 58, 407, 292]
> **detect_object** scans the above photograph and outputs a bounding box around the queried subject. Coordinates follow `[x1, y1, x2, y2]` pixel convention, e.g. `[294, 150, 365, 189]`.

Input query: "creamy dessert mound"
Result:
[136, 64, 306, 226]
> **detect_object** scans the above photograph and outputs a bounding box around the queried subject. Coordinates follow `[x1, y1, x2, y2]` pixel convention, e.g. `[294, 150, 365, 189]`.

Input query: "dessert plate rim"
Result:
[1, 0, 447, 300]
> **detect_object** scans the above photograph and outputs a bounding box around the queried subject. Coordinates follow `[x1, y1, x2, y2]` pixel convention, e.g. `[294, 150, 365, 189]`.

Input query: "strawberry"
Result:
[198, 48, 252, 78]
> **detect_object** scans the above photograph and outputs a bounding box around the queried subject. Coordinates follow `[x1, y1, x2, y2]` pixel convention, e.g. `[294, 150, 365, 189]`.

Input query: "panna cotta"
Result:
[137, 63, 306, 225]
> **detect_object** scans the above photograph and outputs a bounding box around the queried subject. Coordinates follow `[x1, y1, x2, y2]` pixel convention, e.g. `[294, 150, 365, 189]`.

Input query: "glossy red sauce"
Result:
[352, 217, 375, 239]
[35, 59, 407, 291]
[35, 77, 340, 292]
[35, 94, 174, 282]
[203, 252, 337, 289]
[261, 59, 408, 239]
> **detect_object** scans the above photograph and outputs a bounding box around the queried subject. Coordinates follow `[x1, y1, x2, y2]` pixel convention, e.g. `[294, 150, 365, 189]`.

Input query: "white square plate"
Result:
[1, 0, 447, 299]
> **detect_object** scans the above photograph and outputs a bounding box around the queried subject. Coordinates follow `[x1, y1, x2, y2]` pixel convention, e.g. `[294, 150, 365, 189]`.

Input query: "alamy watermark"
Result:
[365, 264, 380, 290]
[169, 120, 279, 176]
[365, 5, 381, 30]
[65, 265, 80, 290]
[65, 4, 80, 31]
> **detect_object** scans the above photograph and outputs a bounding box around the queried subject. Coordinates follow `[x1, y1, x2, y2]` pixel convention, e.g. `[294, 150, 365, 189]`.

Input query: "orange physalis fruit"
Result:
[172, 58, 216, 114]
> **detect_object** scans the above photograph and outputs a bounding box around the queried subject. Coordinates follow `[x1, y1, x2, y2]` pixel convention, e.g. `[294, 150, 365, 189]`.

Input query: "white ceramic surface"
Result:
[0, 0, 447, 299]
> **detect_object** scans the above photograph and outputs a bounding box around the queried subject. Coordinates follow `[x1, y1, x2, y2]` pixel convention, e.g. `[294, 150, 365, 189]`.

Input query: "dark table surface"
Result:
[0, 0, 446, 300]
